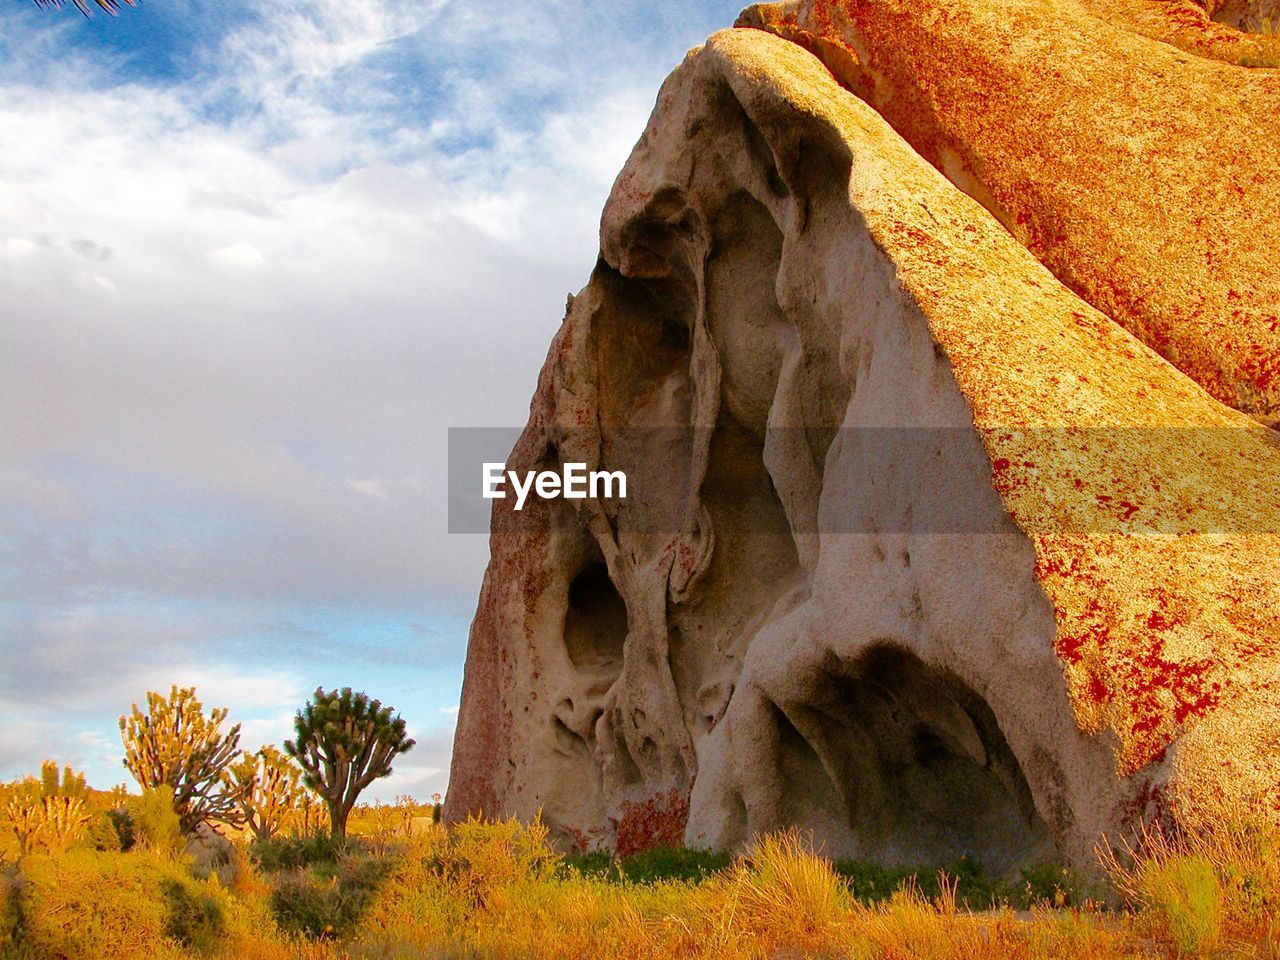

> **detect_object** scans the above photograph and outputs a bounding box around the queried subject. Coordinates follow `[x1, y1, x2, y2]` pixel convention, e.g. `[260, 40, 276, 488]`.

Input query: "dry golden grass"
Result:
[3, 814, 1279, 959]
[1099, 813, 1280, 958]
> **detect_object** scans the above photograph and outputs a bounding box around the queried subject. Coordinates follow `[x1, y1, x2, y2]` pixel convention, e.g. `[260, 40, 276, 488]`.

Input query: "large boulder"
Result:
[445, 15, 1280, 874]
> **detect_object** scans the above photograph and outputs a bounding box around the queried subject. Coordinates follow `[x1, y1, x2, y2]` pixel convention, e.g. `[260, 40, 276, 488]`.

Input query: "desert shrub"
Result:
[562, 840, 1093, 912]
[105, 807, 135, 851]
[1018, 861, 1096, 909]
[350, 796, 425, 858]
[849, 884, 1039, 960]
[15, 850, 195, 959]
[1141, 855, 1223, 955]
[161, 874, 226, 952]
[832, 856, 1094, 910]
[127, 786, 186, 858]
[251, 833, 347, 873]
[699, 830, 850, 951]
[269, 854, 389, 939]
[564, 845, 733, 884]
[561, 848, 615, 878]
[345, 829, 460, 954]
[433, 814, 561, 905]
[76, 811, 127, 853]
[831, 858, 920, 904]
[1024, 906, 1128, 958]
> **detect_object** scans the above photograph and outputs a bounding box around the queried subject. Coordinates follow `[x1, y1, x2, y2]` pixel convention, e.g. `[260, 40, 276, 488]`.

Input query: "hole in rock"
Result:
[772, 646, 1053, 873]
[564, 562, 628, 673]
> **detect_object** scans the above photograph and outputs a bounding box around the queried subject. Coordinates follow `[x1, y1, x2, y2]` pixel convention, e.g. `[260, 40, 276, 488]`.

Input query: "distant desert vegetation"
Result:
[2, 685, 1279, 959]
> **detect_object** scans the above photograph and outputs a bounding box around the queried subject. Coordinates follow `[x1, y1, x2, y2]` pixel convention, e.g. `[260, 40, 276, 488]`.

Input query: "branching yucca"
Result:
[5, 796, 89, 856]
[6, 799, 43, 857]
[119, 685, 247, 835]
[39, 761, 86, 801]
[291, 791, 329, 838]
[228, 745, 305, 842]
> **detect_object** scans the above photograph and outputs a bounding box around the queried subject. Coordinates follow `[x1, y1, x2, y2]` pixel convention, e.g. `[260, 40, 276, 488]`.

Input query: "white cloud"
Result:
[207, 241, 265, 269]
[348, 477, 390, 500]
[0, 237, 37, 258]
[1, 0, 740, 795]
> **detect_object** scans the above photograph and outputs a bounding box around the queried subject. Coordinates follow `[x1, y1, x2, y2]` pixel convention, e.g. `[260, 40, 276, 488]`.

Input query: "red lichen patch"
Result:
[1021, 524, 1267, 776]
[562, 825, 592, 855]
[614, 788, 690, 859]
[1054, 598, 1108, 666]
[1115, 633, 1222, 767]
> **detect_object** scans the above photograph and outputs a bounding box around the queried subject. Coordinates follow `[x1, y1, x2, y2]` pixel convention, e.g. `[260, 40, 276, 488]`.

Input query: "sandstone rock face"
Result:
[741, 0, 1280, 426]
[446, 12, 1280, 874]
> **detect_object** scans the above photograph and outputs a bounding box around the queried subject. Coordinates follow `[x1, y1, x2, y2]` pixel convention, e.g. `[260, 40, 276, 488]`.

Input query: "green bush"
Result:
[76, 812, 127, 853]
[269, 854, 388, 939]
[564, 845, 733, 884]
[161, 875, 225, 952]
[563, 846, 1094, 910]
[104, 807, 135, 851]
[250, 832, 347, 872]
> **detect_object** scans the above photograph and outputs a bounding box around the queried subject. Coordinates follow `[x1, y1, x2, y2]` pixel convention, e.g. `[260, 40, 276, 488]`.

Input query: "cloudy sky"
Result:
[0, 0, 739, 800]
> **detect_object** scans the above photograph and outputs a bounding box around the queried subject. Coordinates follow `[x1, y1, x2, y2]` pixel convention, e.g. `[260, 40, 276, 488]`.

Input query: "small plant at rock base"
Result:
[120, 685, 247, 835]
[284, 687, 415, 839]
[1143, 855, 1223, 955]
[1100, 813, 1279, 952]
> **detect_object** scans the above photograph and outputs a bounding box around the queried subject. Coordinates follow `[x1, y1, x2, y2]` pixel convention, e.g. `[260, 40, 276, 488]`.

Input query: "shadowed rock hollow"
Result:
[446, 3, 1280, 874]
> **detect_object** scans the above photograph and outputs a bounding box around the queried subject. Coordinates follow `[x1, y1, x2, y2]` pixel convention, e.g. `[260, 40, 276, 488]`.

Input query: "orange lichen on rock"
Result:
[741, 0, 1280, 426]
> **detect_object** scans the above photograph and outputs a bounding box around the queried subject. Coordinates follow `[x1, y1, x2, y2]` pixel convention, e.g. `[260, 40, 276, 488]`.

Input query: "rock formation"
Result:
[446, 2, 1280, 874]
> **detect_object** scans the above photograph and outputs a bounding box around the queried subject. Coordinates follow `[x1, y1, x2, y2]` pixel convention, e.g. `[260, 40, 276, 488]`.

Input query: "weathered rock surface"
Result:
[740, 0, 1280, 426]
[446, 11, 1280, 874]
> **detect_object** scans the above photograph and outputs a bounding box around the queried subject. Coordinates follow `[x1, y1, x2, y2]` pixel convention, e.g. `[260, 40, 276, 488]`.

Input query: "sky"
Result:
[0, 0, 742, 801]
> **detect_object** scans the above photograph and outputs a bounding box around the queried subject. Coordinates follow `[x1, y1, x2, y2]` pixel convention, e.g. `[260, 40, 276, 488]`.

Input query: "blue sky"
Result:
[0, 0, 741, 800]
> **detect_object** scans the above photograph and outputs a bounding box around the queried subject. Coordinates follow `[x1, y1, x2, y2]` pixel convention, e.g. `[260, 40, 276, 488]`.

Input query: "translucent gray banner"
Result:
[447, 426, 1280, 535]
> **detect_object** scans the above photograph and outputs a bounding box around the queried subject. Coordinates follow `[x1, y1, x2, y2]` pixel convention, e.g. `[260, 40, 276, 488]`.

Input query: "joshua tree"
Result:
[40, 760, 87, 800]
[228, 745, 305, 841]
[119, 685, 246, 835]
[284, 687, 415, 838]
[5, 795, 89, 856]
